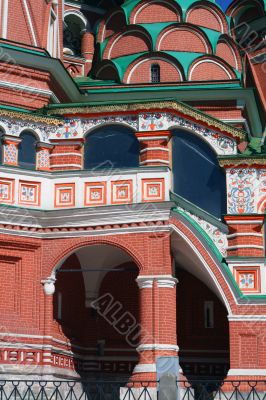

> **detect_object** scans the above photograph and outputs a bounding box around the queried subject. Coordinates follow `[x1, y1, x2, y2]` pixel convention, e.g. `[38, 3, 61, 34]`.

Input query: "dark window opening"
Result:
[151, 64, 160, 83]
[84, 125, 139, 170]
[172, 130, 226, 218]
[18, 132, 36, 170]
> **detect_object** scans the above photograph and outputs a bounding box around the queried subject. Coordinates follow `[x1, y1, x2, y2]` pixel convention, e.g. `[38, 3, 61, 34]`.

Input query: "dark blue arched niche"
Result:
[0, 128, 4, 164]
[18, 131, 37, 170]
[84, 125, 140, 170]
[172, 129, 226, 218]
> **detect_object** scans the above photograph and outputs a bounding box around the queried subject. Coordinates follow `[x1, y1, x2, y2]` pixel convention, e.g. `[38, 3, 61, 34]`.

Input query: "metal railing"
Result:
[0, 380, 265, 400]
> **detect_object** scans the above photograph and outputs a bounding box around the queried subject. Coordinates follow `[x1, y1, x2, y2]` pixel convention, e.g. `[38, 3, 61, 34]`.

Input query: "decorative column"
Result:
[2, 135, 21, 166]
[81, 31, 94, 76]
[49, 139, 84, 171]
[36, 142, 53, 171]
[41, 276, 56, 368]
[131, 275, 179, 381]
[135, 131, 171, 167]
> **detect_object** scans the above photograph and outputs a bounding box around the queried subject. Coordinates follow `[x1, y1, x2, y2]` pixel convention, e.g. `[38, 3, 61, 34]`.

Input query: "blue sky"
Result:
[216, 0, 233, 10]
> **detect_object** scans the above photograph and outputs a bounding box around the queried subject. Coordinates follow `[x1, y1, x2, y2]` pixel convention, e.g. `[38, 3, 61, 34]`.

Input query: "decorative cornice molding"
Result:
[46, 101, 246, 141]
[133, 363, 156, 373]
[0, 108, 61, 126]
[137, 344, 179, 352]
[136, 275, 178, 289]
[219, 157, 266, 168]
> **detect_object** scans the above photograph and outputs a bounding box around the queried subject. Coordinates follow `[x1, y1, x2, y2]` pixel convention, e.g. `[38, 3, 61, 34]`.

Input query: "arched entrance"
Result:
[52, 244, 140, 379]
[171, 216, 231, 381]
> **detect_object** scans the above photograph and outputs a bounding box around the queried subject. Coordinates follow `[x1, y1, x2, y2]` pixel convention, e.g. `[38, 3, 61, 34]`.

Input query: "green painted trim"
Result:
[172, 208, 266, 301]
[0, 43, 48, 57]
[170, 191, 228, 232]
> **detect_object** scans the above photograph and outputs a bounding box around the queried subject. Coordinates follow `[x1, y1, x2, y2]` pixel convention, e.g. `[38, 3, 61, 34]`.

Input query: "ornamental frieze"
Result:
[0, 112, 237, 155]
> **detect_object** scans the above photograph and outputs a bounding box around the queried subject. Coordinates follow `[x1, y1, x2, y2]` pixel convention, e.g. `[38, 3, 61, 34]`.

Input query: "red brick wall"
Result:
[104, 32, 151, 59]
[187, 7, 224, 32]
[189, 60, 233, 81]
[216, 42, 239, 71]
[131, 3, 180, 24]
[125, 59, 182, 84]
[158, 28, 208, 53]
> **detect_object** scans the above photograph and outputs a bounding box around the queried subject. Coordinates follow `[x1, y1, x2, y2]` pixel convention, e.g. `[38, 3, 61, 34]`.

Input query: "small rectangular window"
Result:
[151, 64, 160, 83]
[204, 301, 214, 328]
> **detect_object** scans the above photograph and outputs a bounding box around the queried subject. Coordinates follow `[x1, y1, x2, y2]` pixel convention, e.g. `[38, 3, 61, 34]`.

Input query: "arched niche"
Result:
[84, 125, 140, 170]
[171, 129, 226, 218]
[63, 12, 88, 57]
[18, 131, 37, 170]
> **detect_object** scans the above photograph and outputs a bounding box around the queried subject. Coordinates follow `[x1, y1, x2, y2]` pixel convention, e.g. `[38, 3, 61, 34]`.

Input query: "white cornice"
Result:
[0, 80, 60, 103]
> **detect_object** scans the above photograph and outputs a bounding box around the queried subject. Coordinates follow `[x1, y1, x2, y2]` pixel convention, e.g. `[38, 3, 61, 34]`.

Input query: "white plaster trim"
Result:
[157, 277, 178, 288]
[140, 159, 169, 165]
[0, 80, 60, 103]
[227, 220, 263, 224]
[189, 59, 232, 80]
[228, 315, 266, 321]
[50, 164, 82, 168]
[137, 344, 179, 352]
[227, 245, 264, 250]
[50, 153, 82, 158]
[136, 275, 177, 289]
[227, 233, 263, 238]
[64, 9, 88, 31]
[136, 277, 154, 289]
[227, 369, 266, 376]
[2, 0, 8, 38]
[140, 147, 169, 153]
[133, 363, 156, 373]
[22, 0, 38, 46]
[137, 136, 170, 141]
[0, 226, 170, 239]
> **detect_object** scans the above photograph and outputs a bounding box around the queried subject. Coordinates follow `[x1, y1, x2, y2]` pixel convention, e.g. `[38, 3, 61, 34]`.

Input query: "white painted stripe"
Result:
[133, 363, 156, 373]
[2, 0, 8, 38]
[50, 153, 82, 158]
[226, 220, 263, 224]
[137, 344, 179, 352]
[22, 0, 38, 46]
[140, 147, 169, 153]
[137, 136, 170, 141]
[50, 164, 82, 168]
[227, 233, 263, 238]
[227, 245, 264, 250]
[0, 80, 60, 103]
[228, 369, 266, 376]
[140, 159, 169, 165]
[228, 315, 266, 321]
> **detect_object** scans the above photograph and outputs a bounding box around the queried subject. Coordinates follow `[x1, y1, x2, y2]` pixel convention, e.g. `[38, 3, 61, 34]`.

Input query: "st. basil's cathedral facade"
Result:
[0, 0, 265, 390]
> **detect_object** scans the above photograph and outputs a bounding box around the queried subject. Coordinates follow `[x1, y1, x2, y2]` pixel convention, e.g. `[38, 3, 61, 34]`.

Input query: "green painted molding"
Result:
[172, 208, 266, 301]
[170, 191, 228, 232]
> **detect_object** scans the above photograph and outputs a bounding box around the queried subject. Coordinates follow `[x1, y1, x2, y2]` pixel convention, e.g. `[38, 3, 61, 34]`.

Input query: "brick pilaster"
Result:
[225, 215, 264, 257]
[49, 140, 84, 171]
[131, 275, 178, 381]
[135, 131, 171, 167]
